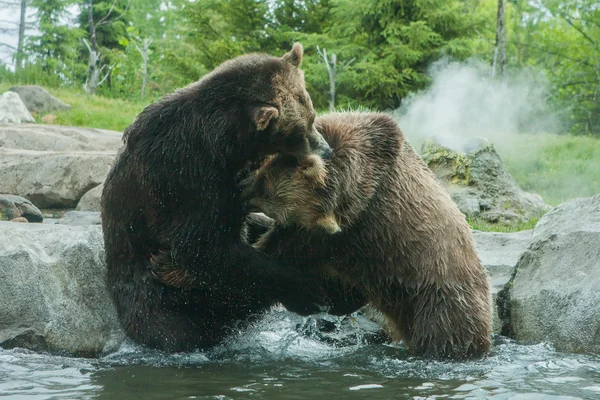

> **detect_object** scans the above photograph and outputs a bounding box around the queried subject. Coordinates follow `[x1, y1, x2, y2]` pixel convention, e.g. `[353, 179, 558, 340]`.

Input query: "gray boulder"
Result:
[473, 230, 533, 333]
[422, 140, 551, 223]
[0, 123, 121, 209]
[503, 194, 600, 354]
[0, 222, 124, 356]
[0, 92, 35, 123]
[9, 86, 71, 114]
[0, 194, 43, 222]
[76, 184, 103, 212]
[55, 211, 101, 226]
[0, 123, 122, 152]
[0, 148, 116, 208]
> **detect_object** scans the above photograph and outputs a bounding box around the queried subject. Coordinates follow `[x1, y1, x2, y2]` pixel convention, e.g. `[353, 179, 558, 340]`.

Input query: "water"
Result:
[1, 309, 600, 399]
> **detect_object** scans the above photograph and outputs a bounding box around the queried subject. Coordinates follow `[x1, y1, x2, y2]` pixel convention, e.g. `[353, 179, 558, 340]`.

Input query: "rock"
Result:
[0, 148, 116, 208]
[76, 184, 103, 212]
[10, 217, 28, 223]
[472, 230, 533, 333]
[421, 140, 551, 223]
[41, 114, 57, 124]
[0, 222, 124, 356]
[502, 195, 600, 354]
[0, 92, 35, 123]
[0, 123, 121, 208]
[8, 86, 71, 114]
[0, 123, 122, 152]
[0, 194, 43, 222]
[55, 211, 101, 226]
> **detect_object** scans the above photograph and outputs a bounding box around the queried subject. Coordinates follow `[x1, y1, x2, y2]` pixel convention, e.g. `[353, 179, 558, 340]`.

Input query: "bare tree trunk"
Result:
[492, 0, 506, 77]
[327, 52, 336, 112]
[83, 0, 118, 94]
[15, 0, 26, 71]
[85, 0, 99, 95]
[135, 38, 153, 100]
[316, 47, 355, 112]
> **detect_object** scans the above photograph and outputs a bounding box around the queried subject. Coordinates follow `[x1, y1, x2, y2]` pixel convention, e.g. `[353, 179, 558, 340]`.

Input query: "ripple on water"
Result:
[1, 309, 600, 399]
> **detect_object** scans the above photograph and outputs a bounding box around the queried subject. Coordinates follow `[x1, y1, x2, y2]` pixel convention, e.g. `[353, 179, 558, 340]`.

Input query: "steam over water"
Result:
[2, 308, 600, 399]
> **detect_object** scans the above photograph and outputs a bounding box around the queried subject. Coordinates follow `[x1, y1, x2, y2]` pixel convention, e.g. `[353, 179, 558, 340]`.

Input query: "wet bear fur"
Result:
[243, 112, 493, 360]
[101, 44, 333, 352]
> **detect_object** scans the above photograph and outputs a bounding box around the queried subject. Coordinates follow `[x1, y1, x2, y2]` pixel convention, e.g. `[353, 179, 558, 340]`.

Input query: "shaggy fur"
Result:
[242, 112, 493, 360]
[101, 44, 333, 352]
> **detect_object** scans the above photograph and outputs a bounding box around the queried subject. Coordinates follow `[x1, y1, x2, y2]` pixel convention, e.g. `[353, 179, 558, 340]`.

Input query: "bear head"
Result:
[215, 43, 332, 161]
[241, 154, 341, 234]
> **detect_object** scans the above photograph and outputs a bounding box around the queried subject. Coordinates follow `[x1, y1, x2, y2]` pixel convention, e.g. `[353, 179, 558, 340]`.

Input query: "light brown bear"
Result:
[242, 112, 493, 360]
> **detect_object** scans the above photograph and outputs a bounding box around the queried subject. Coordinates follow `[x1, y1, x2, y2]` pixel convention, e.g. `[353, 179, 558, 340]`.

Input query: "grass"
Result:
[0, 83, 147, 132]
[467, 215, 542, 233]
[493, 133, 600, 207]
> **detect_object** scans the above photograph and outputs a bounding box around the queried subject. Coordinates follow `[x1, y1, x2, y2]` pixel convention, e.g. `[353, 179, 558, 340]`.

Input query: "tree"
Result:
[492, 0, 506, 77]
[510, 0, 600, 135]
[28, 0, 84, 78]
[16, 0, 27, 70]
[134, 37, 152, 100]
[81, 0, 128, 94]
[0, 0, 29, 69]
[301, 0, 492, 110]
[316, 46, 354, 111]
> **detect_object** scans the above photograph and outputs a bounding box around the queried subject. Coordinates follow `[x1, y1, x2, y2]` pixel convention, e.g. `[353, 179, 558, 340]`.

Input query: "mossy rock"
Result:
[421, 138, 551, 224]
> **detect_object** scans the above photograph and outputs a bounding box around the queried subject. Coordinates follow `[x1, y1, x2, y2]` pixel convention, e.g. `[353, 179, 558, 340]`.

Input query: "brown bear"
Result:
[101, 43, 333, 352]
[241, 112, 493, 360]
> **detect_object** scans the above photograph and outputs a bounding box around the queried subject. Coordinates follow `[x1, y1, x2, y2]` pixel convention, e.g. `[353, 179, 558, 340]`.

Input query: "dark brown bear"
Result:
[242, 112, 493, 360]
[101, 44, 333, 352]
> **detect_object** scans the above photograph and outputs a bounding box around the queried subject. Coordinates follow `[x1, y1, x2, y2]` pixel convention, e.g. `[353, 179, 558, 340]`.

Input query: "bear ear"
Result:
[316, 213, 341, 234]
[281, 43, 303, 67]
[252, 106, 279, 131]
[299, 154, 327, 186]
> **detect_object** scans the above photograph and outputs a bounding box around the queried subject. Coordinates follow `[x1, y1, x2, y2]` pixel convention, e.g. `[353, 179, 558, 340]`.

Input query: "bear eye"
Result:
[296, 94, 306, 106]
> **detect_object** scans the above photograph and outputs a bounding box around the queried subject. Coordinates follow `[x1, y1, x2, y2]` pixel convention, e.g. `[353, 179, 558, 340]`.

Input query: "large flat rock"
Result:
[0, 123, 121, 152]
[0, 148, 116, 208]
[0, 222, 123, 356]
[0, 123, 121, 209]
[506, 194, 600, 354]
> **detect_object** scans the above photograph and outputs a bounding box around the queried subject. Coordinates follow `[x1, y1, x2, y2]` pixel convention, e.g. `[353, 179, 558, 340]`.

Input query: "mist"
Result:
[394, 59, 562, 153]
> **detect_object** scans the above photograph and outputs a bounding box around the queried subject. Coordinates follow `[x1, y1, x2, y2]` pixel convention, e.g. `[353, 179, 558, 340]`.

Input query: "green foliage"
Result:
[1, 0, 598, 136]
[27, 0, 85, 80]
[509, 0, 600, 136]
[77, 0, 129, 50]
[467, 215, 542, 232]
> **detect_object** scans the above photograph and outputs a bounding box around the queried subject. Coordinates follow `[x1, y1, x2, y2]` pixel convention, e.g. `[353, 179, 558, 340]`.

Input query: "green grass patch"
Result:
[494, 133, 600, 206]
[0, 83, 147, 132]
[467, 215, 542, 233]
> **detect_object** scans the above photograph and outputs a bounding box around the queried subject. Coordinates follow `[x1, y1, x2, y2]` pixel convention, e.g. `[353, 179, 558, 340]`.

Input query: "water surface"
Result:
[1, 309, 599, 399]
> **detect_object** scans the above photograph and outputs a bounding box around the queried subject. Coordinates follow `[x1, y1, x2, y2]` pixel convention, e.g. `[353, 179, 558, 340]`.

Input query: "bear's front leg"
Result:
[386, 282, 492, 360]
